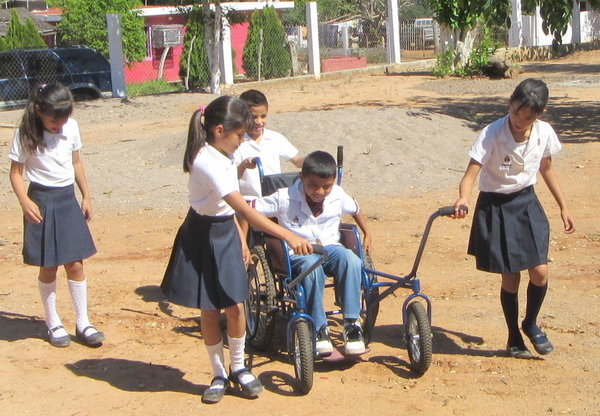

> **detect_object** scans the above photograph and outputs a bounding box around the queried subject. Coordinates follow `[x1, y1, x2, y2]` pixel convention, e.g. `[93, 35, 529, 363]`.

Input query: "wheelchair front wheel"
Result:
[245, 245, 276, 350]
[405, 301, 432, 374]
[291, 318, 314, 395]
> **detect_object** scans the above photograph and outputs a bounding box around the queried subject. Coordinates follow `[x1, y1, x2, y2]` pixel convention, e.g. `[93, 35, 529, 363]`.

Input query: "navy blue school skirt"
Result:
[468, 186, 549, 274]
[24, 183, 97, 267]
[161, 208, 248, 310]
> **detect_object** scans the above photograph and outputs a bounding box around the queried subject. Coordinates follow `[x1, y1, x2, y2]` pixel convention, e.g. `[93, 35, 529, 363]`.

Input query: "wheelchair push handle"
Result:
[438, 205, 468, 216]
[311, 244, 326, 256]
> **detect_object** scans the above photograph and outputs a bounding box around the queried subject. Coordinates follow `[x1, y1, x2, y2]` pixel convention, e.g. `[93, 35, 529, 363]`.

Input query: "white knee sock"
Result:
[67, 279, 95, 335]
[205, 339, 228, 379]
[229, 333, 255, 384]
[38, 280, 67, 337]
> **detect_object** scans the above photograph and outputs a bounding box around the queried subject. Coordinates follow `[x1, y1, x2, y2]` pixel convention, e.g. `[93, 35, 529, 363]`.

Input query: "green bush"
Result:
[243, 6, 292, 80]
[179, 6, 210, 90]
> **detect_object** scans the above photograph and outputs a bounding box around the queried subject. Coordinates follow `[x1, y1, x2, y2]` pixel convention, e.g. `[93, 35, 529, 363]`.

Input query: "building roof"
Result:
[0, 7, 56, 35]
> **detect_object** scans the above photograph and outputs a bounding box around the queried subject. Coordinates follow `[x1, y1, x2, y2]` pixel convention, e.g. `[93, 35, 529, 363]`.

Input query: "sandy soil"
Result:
[0, 49, 599, 415]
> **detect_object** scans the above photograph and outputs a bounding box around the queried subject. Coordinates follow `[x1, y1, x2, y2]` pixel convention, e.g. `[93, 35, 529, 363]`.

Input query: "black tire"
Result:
[360, 251, 379, 345]
[245, 246, 276, 350]
[291, 318, 314, 395]
[405, 301, 432, 374]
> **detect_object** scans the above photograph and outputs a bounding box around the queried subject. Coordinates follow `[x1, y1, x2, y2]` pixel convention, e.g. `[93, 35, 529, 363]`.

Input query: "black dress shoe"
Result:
[202, 376, 229, 404]
[229, 368, 263, 397]
[523, 329, 554, 355]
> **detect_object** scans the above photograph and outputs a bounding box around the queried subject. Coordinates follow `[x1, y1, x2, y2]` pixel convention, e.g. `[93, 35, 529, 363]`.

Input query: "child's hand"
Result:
[287, 235, 312, 255]
[451, 199, 469, 219]
[363, 233, 373, 254]
[244, 158, 257, 170]
[81, 198, 93, 222]
[21, 198, 43, 224]
[241, 243, 251, 267]
[562, 209, 576, 234]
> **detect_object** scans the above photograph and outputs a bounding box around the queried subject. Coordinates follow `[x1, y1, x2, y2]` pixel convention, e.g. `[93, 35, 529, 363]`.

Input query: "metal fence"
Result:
[0, 2, 513, 106]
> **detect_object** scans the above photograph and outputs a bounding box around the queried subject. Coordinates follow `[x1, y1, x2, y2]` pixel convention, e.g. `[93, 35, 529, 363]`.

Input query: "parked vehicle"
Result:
[0, 46, 112, 109]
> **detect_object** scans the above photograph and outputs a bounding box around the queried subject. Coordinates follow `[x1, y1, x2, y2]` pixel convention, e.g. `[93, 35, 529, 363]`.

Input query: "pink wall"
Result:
[231, 22, 249, 75]
[125, 16, 249, 83]
[125, 14, 186, 84]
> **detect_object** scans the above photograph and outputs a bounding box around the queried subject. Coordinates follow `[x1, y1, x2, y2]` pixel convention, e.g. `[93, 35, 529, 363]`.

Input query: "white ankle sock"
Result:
[67, 279, 96, 335]
[205, 339, 228, 379]
[38, 279, 68, 338]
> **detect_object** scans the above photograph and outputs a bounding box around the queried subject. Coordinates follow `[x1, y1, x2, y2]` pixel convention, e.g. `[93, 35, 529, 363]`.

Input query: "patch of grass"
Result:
[127, 79, 185, 97]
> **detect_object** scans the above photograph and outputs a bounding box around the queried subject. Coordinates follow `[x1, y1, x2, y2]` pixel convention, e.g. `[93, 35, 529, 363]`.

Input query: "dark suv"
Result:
[0, 46, 112, 109]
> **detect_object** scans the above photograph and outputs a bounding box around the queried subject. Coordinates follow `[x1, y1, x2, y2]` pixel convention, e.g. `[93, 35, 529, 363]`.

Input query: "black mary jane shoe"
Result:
[48, 325, 71, 348]
[76, 325, 105, 347]
[507, 345, 533, 359]
[229, 368, 264, 397]
[523, 329, 554, 355]
[202, 376, 230, 404]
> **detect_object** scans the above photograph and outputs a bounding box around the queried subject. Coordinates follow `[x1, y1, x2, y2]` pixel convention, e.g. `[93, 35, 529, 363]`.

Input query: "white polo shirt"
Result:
[469, 115, 562, 194]
[233, 129, 299, 198]
[252, 180, 359, 247]
[9, 118, 82, 187]
[188, 143, 239, 216]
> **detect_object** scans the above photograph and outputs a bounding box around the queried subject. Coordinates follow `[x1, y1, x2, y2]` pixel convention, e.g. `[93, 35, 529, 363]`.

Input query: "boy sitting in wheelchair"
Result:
[251, 151, 372, 356]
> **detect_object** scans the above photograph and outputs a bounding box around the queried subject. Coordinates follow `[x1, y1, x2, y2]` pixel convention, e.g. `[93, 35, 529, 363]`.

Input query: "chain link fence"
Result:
[1, 1, 515, 107]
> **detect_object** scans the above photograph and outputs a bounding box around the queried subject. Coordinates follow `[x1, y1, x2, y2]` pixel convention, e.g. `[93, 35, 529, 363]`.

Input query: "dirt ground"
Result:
[1, 49, 599, 415]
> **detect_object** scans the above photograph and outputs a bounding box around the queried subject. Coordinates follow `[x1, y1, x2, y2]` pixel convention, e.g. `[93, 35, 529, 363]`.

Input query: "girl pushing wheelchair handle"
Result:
[452, 78, 575, 359]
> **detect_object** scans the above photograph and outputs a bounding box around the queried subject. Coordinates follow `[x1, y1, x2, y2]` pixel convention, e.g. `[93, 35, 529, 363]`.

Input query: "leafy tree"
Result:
[48, 0, 146, 63]
[243, 6, 291, 80]
[179, 6, 210, 90]
[4, 9, 47, 49]
[433, 0, 600, 74]
[282, 0, 361, 26]
[0, 36, 7, 52]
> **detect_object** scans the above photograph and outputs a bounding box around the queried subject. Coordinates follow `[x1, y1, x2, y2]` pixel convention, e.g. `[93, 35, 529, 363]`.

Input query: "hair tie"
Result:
[198, 105, 206, 116]
[38, 83, 47, 93]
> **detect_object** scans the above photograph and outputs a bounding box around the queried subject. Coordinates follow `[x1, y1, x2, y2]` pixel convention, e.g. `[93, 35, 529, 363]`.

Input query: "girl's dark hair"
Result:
[19, 82, 74, 154]
[183, 96, 253, 172]
[239, 89, 268, 108]
[509, 78, 549, 116]
[301, 150, 337, 179]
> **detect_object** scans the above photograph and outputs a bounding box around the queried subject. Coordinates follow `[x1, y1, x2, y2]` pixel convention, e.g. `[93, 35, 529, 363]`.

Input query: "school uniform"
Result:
[233, 129, 299, 199]
[467, 115, 562, 273]
[252, 181, 362, 329]
[8, 118, 96, 267]
[161, 143, 247, 310]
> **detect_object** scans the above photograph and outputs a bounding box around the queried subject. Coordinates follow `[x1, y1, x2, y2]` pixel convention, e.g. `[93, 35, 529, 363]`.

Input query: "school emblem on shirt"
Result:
[290, 215, 300, 228]
[500, 155, 511, 171]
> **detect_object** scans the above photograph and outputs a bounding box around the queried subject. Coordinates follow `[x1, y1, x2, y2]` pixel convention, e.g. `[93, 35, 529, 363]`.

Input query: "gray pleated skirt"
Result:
[24, 183, 97, 267]
[468, 186, 549, 274]
[161, 208, 248, 310]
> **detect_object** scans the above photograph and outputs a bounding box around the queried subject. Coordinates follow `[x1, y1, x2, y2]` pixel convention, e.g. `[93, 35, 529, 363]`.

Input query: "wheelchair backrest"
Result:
[339, 223, 361, 258]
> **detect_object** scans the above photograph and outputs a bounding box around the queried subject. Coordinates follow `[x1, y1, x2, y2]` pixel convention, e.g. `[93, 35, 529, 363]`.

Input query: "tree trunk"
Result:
[439, 22, 481, 71]
[203, 0, 222, 95]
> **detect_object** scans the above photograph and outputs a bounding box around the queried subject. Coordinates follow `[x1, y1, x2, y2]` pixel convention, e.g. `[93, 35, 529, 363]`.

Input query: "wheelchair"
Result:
[243, 148, 464, 394]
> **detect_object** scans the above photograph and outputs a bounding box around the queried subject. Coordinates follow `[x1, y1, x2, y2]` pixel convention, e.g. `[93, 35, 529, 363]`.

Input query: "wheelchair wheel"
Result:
[291, 318, 314, 395]
[405, 301, 432, 374]
[245, 245, 276, 350]
[361, 251, 379, 345]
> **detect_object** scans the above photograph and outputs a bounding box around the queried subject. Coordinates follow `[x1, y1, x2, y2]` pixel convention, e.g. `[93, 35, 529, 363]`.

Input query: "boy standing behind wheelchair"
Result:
[251, 150, 372, 356]
[234, 89, 304, 200]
